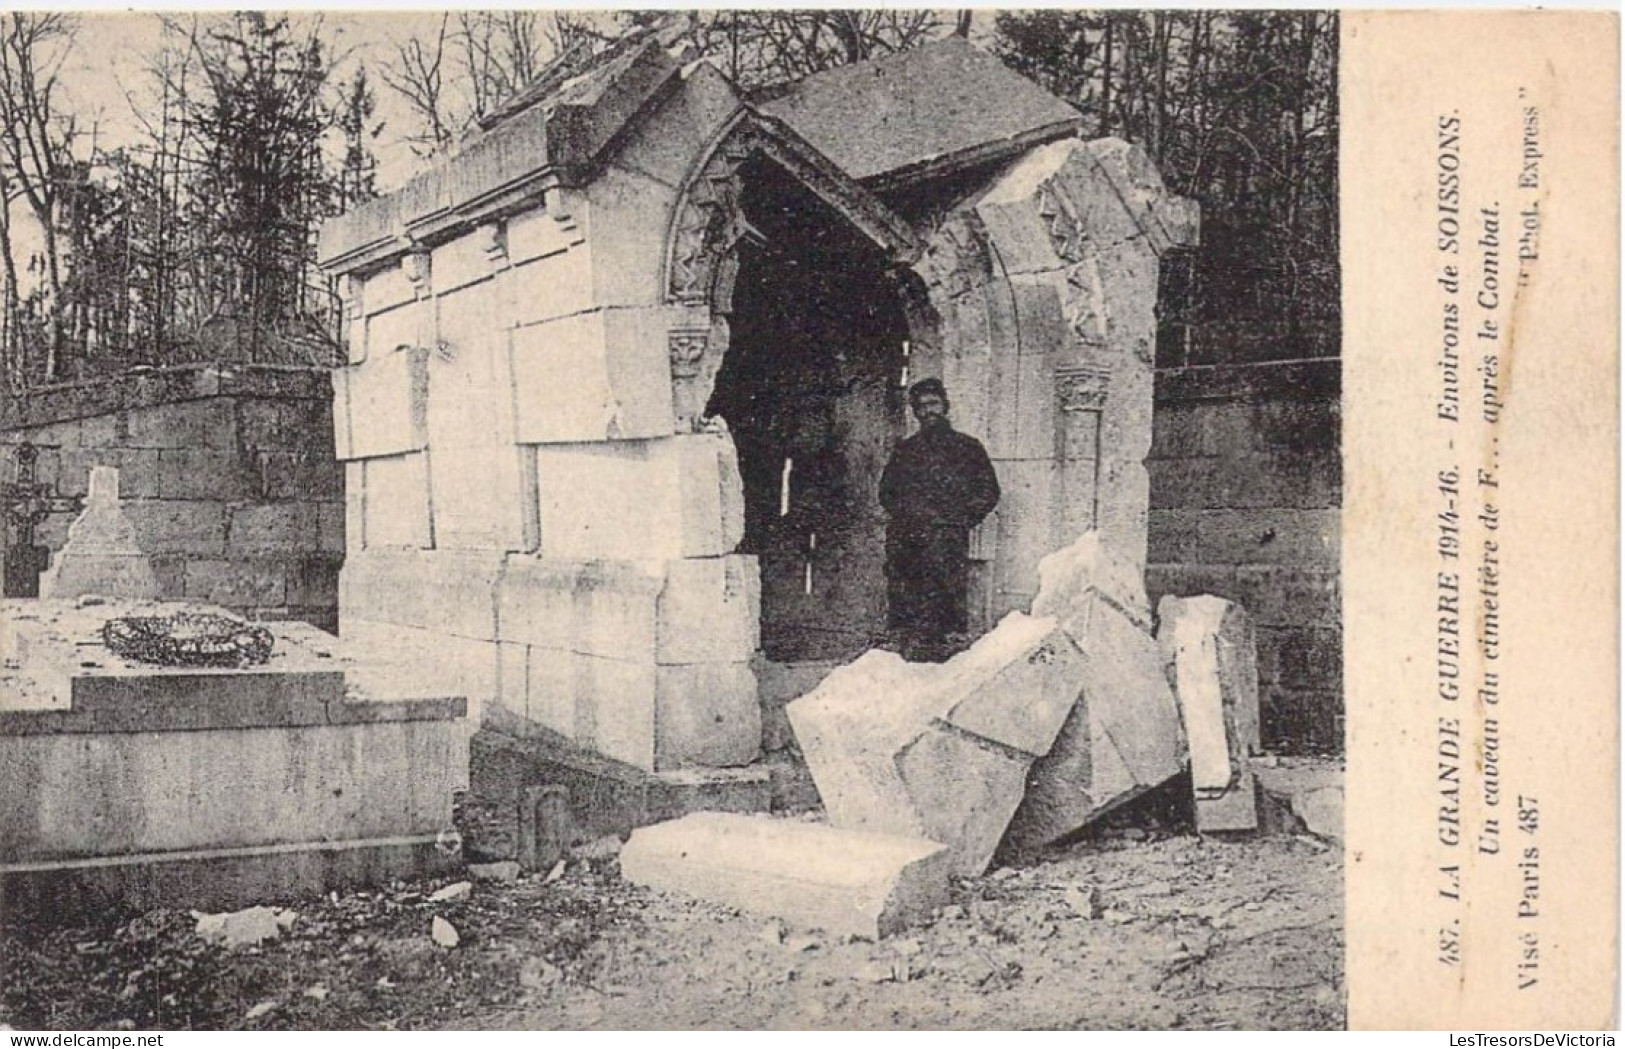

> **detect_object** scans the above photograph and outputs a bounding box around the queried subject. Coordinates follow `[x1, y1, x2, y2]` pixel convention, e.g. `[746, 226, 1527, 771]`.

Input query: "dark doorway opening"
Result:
[706, 156, 910, 662]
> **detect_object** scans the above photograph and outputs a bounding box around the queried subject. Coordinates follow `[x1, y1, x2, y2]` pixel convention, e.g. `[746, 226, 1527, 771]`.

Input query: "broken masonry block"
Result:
[788, 612, 1085, 876]
[1158, 594, 1263, 833]
[1002, 591, 1186, 850]
[618, 811, 953, 939]
[1031, 531, 1153, 630]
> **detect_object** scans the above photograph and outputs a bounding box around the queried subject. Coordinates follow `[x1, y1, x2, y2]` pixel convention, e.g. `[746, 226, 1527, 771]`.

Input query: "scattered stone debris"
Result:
[1005, 539, 1186, 849]
[192, 907, 291, 949]
[469, 861, 522, 883]
[1256, 759, 1346, 842]
[429, 881, 472, 903]
[789, 612, 1084, 876]
[431, 917, 460, 949]
[1294, 791, 1343, 841]
[1063, 885, 1105, 920]
[783, 531, 1188, 891]
[572, 834, 625, 862]
[1, 803, 1341, 1031]
[608, 532, 1318, 944]
[855, 959, 899, 984]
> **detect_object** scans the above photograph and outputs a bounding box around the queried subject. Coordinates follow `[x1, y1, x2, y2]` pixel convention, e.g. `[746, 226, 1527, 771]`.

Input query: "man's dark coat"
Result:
[878, 423, 1000, 651]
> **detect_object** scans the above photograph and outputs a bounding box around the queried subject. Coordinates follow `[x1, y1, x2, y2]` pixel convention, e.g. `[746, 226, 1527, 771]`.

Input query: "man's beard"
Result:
[919, 414, 949, 430]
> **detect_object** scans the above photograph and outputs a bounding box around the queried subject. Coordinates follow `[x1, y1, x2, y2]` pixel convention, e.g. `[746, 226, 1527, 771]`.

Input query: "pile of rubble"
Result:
[621, 534, 1270, 939]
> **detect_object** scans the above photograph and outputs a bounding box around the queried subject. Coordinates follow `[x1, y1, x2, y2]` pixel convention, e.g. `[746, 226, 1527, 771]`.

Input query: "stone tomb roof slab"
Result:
[0, 599, 465, 735]
[757, 38, 1084, 188]
[319, 35, 682, 275]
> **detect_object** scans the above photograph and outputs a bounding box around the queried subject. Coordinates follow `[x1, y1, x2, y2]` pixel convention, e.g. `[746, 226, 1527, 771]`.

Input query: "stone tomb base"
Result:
[0, 599, 469, 920]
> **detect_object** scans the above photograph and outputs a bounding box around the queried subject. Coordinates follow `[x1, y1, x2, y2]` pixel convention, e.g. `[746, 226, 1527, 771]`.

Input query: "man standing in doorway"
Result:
[879, 378, 1000, 663]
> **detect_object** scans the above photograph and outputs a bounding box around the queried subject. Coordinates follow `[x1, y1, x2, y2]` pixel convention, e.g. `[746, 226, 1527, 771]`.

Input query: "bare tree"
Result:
[0, 12, 80, 380]
[383, 10, 956, 153]
[380, 14, 453, 155]
[457, 12, 545, 121]
[382, 11, 571, 155]
[0, 165, 20, 390]
[124, 16, 207, 353]
[685, 10, 949, 89]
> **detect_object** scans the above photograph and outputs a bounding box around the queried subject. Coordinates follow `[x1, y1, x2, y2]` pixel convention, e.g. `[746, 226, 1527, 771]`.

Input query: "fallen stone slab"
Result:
[937, 613, 1089, 757]
[1003, 538, 1186, 850]
[619, 812, 953, 940]
[1158, 595, 1263, 833]
[1293, 787, 1343, 842]
[788, 612, 1085, 875]
[429, 880, 472, 902]
[1256, 759, 1344, 842]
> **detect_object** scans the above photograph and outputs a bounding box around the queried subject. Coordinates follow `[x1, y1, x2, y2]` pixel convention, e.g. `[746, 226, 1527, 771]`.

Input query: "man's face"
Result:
[912, 392, 949, 429]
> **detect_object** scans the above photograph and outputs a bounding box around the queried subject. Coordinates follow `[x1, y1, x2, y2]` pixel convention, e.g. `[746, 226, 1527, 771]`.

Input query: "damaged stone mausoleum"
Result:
[319, 33, 1199, 790]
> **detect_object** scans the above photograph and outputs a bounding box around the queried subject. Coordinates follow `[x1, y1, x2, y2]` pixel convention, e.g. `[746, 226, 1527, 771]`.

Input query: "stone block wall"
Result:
[328, 65, 758, 771]
[1, 366, 344, 631]
[1145, 359, 1341, 754]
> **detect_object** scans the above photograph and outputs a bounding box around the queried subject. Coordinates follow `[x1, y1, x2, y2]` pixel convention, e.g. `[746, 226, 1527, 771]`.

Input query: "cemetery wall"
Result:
[0, 365, 344, 631]
[1146, 358, 1342, 755]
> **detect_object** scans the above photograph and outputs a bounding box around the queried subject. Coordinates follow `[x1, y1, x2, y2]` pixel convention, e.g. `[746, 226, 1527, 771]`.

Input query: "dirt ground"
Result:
[1, 786, 1343, 1032]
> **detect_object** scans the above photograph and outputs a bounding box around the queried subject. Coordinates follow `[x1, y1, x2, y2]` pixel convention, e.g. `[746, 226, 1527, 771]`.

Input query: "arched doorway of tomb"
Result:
[665, 119, 935, 664]
[708, 157, 904, 661]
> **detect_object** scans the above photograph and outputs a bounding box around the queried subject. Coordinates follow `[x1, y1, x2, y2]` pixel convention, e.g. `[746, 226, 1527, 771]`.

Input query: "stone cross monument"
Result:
[38, 465, 163, 601]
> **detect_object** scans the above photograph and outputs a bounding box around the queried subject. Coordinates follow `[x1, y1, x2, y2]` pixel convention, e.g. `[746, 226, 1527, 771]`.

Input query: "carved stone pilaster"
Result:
[1055, 365, 1110, 532]
[670, 321, 727, 433]
[1063, 253, 1108, 347]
